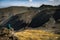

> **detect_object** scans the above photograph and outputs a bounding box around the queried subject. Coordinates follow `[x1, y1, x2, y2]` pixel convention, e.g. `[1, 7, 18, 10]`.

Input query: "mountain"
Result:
[0, 5, 60, 33]
[0, 6, 38, 30]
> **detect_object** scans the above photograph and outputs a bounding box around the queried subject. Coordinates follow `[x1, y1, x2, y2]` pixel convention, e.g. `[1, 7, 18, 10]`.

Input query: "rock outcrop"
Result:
[0, 27, 18, 40]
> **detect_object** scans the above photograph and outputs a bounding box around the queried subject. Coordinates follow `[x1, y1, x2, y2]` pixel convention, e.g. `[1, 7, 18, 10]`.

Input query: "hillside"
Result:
[0, 28, 60, 40]
[0, 5, 60, 32]
[0, 5, 60, 40]
[15, 29, 60, 40]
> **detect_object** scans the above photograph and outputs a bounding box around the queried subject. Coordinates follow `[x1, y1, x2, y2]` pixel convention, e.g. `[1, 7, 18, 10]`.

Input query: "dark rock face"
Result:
[4, 15, 28, 31]
[53, 9, 60, 22]
[3, 12, 51, 30]
[28, 12, 51, 28]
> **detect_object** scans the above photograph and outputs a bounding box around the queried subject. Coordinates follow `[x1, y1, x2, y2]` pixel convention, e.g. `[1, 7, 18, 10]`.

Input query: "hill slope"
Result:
[15, 29, 60, 40]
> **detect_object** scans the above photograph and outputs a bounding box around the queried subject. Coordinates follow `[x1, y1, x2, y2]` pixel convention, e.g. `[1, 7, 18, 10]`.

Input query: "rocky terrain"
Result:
[0, 4, 60, 32]
[0, 27, 60, 40]
[0, 27, 18, 40]
[0, 4, 60, 40]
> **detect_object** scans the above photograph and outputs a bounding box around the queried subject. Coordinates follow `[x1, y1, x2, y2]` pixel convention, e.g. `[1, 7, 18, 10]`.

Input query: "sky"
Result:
[0, 0, 60, 8]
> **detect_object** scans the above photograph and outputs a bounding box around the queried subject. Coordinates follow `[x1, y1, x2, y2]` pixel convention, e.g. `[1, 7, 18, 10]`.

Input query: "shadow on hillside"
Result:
[28, 12, 51, 28]
[53, 9, 60, 23]
[0, 8, 60, 31]
[3, 12, 51, 31]
[4, 15, 28, 31]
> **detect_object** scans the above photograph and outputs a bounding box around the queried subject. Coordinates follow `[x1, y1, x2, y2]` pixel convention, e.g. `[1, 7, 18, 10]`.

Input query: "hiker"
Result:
[6, 24, 15, 36]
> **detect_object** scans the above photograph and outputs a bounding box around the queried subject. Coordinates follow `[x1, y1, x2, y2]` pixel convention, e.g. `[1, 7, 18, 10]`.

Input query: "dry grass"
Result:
[15, 29, 60, 40]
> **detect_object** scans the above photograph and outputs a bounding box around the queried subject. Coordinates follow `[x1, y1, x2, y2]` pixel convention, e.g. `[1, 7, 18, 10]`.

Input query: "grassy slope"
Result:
[15, 29, 60, 40]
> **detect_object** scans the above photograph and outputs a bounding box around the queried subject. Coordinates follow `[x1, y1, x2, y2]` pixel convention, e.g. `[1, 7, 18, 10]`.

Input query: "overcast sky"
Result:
[0, 0, 60, 8]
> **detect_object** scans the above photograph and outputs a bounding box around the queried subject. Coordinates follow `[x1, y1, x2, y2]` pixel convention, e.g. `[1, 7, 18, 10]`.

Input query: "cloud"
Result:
[54, 0, 60, 5]
[48, 0, 60, 5]
[0, 1, 41, 8]
[0, 0, 60, 8]
[49, 0, 54, 1]
[29, 0, 32, 2]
